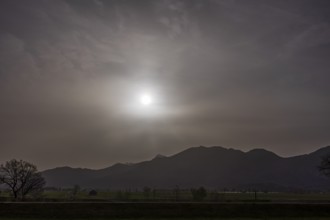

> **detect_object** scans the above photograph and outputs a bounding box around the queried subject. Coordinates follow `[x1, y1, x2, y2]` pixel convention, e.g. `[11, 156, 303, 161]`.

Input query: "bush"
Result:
[89, 190, 97, 196]
[191, 187, 207, 201]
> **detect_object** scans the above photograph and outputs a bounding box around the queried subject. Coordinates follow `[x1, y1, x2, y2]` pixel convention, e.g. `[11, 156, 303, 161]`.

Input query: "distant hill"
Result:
[42, 146, 330, 191]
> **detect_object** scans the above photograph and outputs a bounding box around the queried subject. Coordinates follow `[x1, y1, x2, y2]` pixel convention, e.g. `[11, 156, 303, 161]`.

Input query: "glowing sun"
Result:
[140, 94, 152, 106]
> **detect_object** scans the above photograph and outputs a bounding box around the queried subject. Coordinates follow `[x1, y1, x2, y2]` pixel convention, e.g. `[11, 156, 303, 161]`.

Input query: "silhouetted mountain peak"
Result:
[110, 163, 129, 168]
[153, 154, 167, 160]
[247, 148, 281, 159]
[45, 166, 93, 172]
[177, 145, 235, 154]
[99, 162, 132, 172]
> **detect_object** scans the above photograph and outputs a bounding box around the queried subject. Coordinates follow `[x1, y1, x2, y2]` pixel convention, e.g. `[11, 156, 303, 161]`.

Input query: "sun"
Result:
[140, 94, 152, 106]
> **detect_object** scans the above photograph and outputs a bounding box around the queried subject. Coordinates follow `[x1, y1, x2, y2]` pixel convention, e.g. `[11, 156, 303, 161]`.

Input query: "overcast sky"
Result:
[0, 0, 330, 170]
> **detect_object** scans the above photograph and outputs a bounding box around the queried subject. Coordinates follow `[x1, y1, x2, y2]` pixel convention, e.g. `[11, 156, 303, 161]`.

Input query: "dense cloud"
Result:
[0, 0, 329, 169]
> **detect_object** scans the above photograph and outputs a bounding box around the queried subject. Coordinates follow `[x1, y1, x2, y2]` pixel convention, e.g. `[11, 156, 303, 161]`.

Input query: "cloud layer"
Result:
[0, 0, 330, 169]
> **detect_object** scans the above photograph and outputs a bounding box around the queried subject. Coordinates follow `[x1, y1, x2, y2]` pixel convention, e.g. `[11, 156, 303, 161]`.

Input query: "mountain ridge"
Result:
[42, 146, 330, 191]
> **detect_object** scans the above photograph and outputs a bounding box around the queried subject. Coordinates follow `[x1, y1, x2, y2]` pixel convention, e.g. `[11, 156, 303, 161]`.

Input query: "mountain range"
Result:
[42, 146, 330, 191]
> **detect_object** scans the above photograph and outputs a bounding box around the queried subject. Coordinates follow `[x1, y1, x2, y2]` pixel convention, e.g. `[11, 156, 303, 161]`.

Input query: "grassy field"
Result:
[2, 190, 330, 202]
[32, 191, 330, 202]
[2, 190, 330, 219]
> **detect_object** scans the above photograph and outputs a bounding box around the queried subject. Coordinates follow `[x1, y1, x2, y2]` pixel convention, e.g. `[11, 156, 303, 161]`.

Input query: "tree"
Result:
[89, 189, 97, 196]
[0, 159, 46, 200]
[143, 186, 151, 200]
[191, 187, 207, 201]
[173, 185, 180, 201]
[319, 154, 330, 177]
[72, 184, 80, 198]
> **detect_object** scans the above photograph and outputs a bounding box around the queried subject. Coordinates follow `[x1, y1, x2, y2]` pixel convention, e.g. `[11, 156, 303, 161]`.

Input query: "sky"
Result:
[0, 0, 330, 170]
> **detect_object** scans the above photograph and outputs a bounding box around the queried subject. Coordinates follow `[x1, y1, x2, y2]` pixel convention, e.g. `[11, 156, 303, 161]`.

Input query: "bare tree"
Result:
[0, 159, 46, 200]
[319, 154, 330, 177]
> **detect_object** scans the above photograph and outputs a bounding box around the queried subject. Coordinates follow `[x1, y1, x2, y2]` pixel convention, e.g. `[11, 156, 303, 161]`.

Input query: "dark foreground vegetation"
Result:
[1, 202, 330, 219]
[3, 188, 330, 203]
[3, 188, 330, 219]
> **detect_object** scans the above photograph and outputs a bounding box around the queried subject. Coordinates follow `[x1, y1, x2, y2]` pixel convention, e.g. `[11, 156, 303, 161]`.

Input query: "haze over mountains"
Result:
[42, 146, 330, 191]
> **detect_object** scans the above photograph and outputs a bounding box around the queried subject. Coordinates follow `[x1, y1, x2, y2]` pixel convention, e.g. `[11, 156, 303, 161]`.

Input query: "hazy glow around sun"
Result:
[140, 94, 152, 106]
[120, 85, 167, 117]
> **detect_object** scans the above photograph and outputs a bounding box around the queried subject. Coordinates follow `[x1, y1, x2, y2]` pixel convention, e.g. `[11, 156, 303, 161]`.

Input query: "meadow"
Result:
[2, 188, 330, 202]
[2, 190, 330, 219]
[21, 189, 330, 202]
